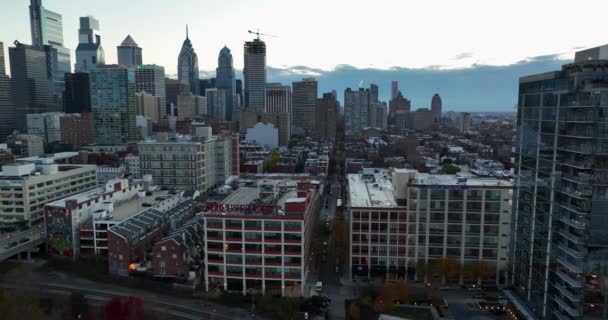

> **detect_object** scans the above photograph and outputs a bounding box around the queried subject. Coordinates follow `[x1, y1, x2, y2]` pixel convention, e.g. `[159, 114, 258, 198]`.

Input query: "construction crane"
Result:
[248, 29, 277, 40]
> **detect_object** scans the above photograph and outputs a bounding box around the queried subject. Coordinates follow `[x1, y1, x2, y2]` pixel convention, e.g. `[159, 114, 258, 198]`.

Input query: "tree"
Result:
[442, 164, 461, 174]
[467, 261, 493, 285]
[332, 213, 348, 263]
[0, 292, 47, 320]
[348, 302, 361, 320]
[415, 261, 430, 282]
[379, 280, 409, 311]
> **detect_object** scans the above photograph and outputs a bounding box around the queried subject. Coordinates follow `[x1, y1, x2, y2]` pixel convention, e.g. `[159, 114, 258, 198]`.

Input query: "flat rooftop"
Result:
[348, 173, 397, 208]
[412, 173, 512, 188]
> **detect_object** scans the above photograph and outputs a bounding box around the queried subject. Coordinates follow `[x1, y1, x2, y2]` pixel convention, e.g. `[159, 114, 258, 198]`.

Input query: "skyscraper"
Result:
[431, 93, 442, 122]
[391, 81, 399, 100]
[344, 88, 370, 136]
[264, 83, 291, 146]
[63, 73, 90, 113]
[388, 91, 411, 129]
[509, 44, 608, 320]
[370, 83, 379, 103]
[117, 35, 142, 68]
[216, 46, 236, 121]
[0, 42, 13, 139]
[9, 41, 58, 131]
[177, 26, 199, 95]
[316, 92, 339, 140]
[205, 88, 227, 121]
[89, 65, 137, 145]
[292, 78, 318, 135]
[75, 16, 105, 72]
[165, 78, 191, 115]
[244, 37, 266, 112]
[135, 64, 166, 113]
[29, 0, 71, 106]
[458, 112, 470, 132]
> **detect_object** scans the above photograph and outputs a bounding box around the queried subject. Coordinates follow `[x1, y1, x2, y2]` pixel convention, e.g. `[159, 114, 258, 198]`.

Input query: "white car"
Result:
[315, 281, 323, 292]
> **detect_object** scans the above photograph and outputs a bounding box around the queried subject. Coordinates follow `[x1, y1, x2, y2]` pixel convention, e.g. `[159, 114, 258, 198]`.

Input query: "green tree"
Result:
[442, 164, 461, 174]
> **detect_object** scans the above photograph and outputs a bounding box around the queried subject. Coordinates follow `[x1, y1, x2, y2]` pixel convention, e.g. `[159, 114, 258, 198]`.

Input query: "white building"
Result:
[124, 154, 140, 178]
[264, 83, 291, 146]
[459, 112, 471, 133]
[348, 168, 512, 285]
[245, 123, 279, 149]
[96, 165, 126, 185]
[0, 160, 96, 229]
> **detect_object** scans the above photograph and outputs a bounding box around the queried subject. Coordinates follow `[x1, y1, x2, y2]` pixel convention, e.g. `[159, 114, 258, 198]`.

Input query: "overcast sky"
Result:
[1, 0, 606, 111]
[2, 0, 606, 74]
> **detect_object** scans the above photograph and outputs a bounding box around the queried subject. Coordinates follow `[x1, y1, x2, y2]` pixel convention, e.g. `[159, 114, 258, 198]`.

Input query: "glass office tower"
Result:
[510, 45, 608, 320]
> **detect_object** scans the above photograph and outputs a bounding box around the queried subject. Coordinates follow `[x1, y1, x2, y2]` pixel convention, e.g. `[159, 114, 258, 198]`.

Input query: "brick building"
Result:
[59, 113, 94, 146]
[151, 216, 204, 278]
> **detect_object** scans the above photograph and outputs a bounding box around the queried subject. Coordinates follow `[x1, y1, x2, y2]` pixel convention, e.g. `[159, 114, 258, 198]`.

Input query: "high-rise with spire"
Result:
[29, 0, 71, 106]
[177, 25, 199, 95]
[117, 35, 142, 68]
[216, 46, 236, 120]
[243, 37, 266, 112]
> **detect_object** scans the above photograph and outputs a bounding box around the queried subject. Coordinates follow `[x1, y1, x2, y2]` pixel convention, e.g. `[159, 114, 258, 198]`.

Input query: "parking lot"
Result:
[440, 288, 510, 320]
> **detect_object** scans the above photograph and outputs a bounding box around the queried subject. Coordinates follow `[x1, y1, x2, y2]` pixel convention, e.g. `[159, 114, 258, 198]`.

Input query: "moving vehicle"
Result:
[315, 282, 323, 292]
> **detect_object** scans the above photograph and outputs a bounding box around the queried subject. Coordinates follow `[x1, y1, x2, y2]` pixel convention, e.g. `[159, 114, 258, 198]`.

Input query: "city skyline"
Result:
[1, 1, 605, 111]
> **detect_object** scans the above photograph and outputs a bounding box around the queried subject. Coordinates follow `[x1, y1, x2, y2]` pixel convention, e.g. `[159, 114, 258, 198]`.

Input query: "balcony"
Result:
[555, 229, 584, 245]
[559, 215, 586, 230]
[555, 270, 583, 288]
[556, 242, 584, 259]
[553, 295, 581, 317]
[559, 186, 592, 199]
[553, 283, 582, 302]
[561, 159, 592, 170]
[553, 310, 571, 320]
[556, 256, 583, 274]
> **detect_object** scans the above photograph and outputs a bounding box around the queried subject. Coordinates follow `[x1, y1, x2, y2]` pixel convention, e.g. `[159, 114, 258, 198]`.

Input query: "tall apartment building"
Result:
[117, 35, 142, 68]
[216, 46, 236, 121]
[135, 65, 166, 112]
[391, 81, 399, 101]
[0, 160, 96, 229]
[348, 168, 512, 285]
[165, 78, 191, 114]
[177, 92, 205, 121]
[344, 87, 370, 136]
[59, 113, 93, 146]
[370, 83, 379, 103]
[316, 92, 339, 140]
[90, 65, 137, 145]
[74, 16, 105, 72]
[29, 0, 71, 106]
[244, 38, 266, 112]
[0, 42, 13, 140]
[431, 94, 442, 123]
[388, 92, 411, 129]
[26, 112, 62, 144]
[9, 41, 58, 131]
[292, 78, 318, 135]
[135, 92, 162, 122]
[177, 27, 199, 95]
[459, 112, 471, 133]
[204, 179, 320, 296]
[369, 102, 387, 130]
[63, 72, 91, 113]
[6, 134, 44, 157]
[138, 135, 232, 193]
[264, 83, 292, 146]
[509, 44, 608, 320]
[205, 88, 227, 121]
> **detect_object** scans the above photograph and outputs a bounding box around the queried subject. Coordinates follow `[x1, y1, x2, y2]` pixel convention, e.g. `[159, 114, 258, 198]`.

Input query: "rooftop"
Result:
[348, 172, 397, 208]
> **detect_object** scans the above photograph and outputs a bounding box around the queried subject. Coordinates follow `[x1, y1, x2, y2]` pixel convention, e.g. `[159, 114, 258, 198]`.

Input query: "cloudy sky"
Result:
[1, 0, 606, 111]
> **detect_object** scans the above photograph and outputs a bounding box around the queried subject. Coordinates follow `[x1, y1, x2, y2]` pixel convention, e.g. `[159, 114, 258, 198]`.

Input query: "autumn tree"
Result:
[332, 213, 348, 263]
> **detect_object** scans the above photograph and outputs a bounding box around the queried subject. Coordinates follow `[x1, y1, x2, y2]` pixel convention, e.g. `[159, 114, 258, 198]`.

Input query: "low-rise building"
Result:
[0, 160, 96, 229]
[151, 216, 205, 279]
[348, 168, 512, 285]
[203, 179, 320, 296]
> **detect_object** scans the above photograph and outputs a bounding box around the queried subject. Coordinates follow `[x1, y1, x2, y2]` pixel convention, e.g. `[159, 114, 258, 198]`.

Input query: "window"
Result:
[161, 246, 166, 251]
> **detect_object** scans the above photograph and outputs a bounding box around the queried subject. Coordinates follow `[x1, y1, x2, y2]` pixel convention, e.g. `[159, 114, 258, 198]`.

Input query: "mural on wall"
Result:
[45, 207, 73, 257]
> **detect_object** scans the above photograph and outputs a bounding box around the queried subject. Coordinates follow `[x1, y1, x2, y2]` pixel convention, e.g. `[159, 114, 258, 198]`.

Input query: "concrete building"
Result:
[177, 92, 205, 121]
[205, 88, 227, 121]
[138, 135, 232, 193]
[117, 35, 142, 68]
[135, 92, 161, 122]
[96, 165, 126, 184]
[26, 112, 62, 144]
[29, 0, 71, 106]
[216, 46, 236, 121]
[135, 64, 166, 113]
[370, 83, 379, 103]
[411, 108, 435, 130]
[204, 179, 320, 296]
[0, 42, 12, 140]
[345, 88, 370, 136]
[348, 168, 512, 285]
[244, 38, 266, 112]
[292, 78, 318, 135]
[63, 72, 90, 113]
[177, 26, 199, 95]
[458, 112, 471, 133]
[264, 83, 291, 146]
[369, 102, 387, 130]
[316, 92, 339, 140]
[509, 44, 608, 320]
[59, 113, 93, 146]
[74, 16, 105, 72]
[165, 78, 191, 114]
[388, 92, 411, 129]
[0, 160, 96, 229]
[431, 94, 442, 123]
[124, 154, 140, 178]
[9, 41, 58, 131]
[7, 134, 44, 157]
[90, 65, 137, 145]
[245, 123, 279, 149]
